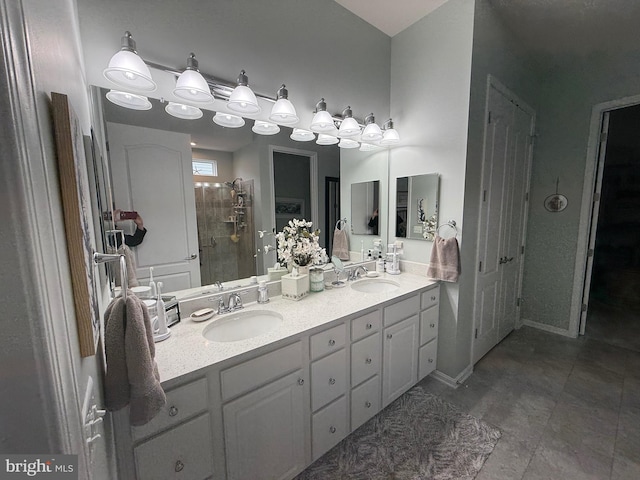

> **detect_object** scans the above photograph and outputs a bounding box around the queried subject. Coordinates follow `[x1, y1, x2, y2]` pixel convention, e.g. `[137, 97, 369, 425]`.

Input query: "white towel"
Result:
[427, 235, 461, 282]
[332, 228, 350, 261]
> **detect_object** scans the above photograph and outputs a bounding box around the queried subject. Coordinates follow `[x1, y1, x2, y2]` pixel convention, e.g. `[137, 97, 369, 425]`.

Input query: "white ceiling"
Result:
[334, 0, 450, 37]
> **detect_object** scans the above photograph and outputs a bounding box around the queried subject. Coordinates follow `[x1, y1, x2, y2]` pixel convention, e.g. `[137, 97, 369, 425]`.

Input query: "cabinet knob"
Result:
[365, 401, 372, 408]
[328, 339, 336, 346]
[175, 460, 184, 472]
[168, 406, 179, 417]
[365, 323, 372, 330]
[297, 378, 304, 386]
[329, 377, 336, 385]
[430, 323, 435, 328]
[387, 333, 393, 339]
[329, 426, 337, 434]
[428, 358, 434, 363]
[431, 295, 436, 301]
[365, 358, 372, 364]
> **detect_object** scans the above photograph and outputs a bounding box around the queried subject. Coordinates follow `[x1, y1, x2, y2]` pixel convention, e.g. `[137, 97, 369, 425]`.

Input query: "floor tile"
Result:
[475, 431, 538, 480]
[611, 454, 640, 480]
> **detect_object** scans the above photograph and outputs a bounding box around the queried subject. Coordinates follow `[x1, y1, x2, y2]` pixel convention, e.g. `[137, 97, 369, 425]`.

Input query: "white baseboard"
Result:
[522, 319, 577, 338]
[431, 364, 473, 389]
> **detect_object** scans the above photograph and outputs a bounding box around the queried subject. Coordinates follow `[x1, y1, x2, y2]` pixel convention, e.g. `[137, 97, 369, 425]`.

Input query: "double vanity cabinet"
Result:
[112, 276, 440, 480]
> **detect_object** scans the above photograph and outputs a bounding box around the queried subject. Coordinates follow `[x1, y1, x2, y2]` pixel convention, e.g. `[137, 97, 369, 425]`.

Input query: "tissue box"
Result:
[268, 267, 288, 281]
[281, 273, 309, 301]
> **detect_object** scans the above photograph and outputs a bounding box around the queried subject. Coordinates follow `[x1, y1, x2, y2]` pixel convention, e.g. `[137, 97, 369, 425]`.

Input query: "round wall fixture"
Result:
[544, 193, 568, 212]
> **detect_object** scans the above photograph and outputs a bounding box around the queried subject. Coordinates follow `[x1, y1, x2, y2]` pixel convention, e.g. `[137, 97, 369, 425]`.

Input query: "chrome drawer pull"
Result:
[329, 378, 336, 385]
[297, 378, 304, 386]
[168, 406, 179, 417]
[431, 295, 436, 301]
[329, 426, 336, 434]
[365, 323, 372, 329]
[365, 401, 372, 408]
[175, 460, 184, 472]
[428, 358, 434, 363]
[328, 339, 336, 346]
[365, 358, 372, 364]
[387, 334, 393, 339]
[430, 323, 435, 328]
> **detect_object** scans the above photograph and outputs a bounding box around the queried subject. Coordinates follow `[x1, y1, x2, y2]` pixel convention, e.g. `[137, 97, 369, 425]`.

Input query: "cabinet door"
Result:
[382, 315, 418, 407]
[312, 396, 348, 461]
[134, 414, 213, 480]
[351, 375, 380, 431]
[223, 370, 306, 480]
[311, 349, 347, 411]
[419, 338, 438, 380]
[351, 332, 381, 387]
[419, 306, 438, 346]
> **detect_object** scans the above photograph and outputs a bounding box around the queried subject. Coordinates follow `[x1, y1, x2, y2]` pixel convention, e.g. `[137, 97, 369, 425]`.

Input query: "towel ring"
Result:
[436, 220, 458, 238]
[335, 218, 347, 230]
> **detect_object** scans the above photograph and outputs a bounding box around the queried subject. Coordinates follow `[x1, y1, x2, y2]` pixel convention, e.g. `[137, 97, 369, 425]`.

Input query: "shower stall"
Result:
[194, 179, 256, 285]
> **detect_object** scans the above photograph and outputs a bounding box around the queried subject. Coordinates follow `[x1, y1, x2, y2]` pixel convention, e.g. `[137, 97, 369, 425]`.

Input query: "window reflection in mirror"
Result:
[351, 180, 380, 235]
[396, 174, 439, 241]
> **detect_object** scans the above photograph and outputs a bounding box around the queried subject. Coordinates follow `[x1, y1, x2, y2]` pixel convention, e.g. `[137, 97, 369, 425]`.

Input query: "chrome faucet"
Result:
[227, 292, 243, 311]
[350, 265, 368, 280]
[216, 297, 226, 315]
[214, 281, 224, 291]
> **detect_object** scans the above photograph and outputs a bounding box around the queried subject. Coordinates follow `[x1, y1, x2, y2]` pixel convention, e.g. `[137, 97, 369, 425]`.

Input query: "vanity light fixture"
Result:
[105, 90, 152, 110]
[269, 84, 299, 125]
[359, 142, 381, 152]
[310, 99, 337, 133]
[213, 112, 245, 128]
[290, 128, 315, 142]
[173, 53, 214, 104]
[361, 113, 383, 142]
[227, 70, 261, 114]
[380, 118, 400, 145]
[337, 106, 361, 138]
[103, 31, 156, 92]
[316, 133, 339, 145]
[252, 120, 280, 135]
[338, 138, 359, 149]
[165, 102, 203, 120]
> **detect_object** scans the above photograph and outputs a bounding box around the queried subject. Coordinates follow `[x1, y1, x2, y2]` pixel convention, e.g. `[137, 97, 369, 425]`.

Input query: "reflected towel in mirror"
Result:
[332, 227, 350, 261]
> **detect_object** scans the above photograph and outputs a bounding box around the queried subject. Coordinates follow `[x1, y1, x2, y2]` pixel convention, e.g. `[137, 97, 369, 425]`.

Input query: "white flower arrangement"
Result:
[275, 218, 328, 268]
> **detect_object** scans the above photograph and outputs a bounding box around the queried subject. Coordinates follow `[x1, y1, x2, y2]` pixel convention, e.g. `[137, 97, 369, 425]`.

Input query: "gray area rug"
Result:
[295, 386, 501, 480]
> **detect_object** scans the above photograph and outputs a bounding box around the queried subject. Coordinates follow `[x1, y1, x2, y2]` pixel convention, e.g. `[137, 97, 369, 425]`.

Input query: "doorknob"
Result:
[499, 257, 506, 264]
[506, 257, 514, 263]
[186, 253, 198, 260]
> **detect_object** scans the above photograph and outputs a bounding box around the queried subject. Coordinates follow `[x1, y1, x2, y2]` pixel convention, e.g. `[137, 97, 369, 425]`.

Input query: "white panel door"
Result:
[107, 122, 200, 292]
[473, 84, 513, 363]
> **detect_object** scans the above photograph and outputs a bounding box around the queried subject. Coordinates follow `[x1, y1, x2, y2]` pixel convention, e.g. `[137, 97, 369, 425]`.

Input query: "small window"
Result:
[192, 160, 218, 176]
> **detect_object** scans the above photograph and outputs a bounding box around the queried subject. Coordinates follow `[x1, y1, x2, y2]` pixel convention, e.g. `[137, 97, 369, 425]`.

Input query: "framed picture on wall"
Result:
[51, 92, 100, 357]
[275, 197, 305, 218]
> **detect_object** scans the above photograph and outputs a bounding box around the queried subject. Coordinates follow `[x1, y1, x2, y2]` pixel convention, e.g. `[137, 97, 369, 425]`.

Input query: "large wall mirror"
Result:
[91, 86, 340, 297]
[396, 174, 439, 241]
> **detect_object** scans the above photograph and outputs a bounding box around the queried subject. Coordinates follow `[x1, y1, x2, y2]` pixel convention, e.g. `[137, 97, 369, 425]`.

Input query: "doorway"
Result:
[581, 103, 640, 352]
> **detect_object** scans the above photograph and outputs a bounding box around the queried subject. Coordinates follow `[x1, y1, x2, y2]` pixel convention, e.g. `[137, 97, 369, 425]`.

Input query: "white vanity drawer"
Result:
[351, 332, 381, 387]
[421, 286, 440, 310]
[383, 294, 420, 327]
[221, 341, 303, 401]
[351, 375, 380, 431]
[134, 414, 213, 480]
[311, 349, 347, 411]
[132, 378, 207, 441]
[419, 306, 439, 345]
[418, 338, 438, 380]
[310, 323, 347, 360]
[312, 396, 348, 461]
[351, 309, 381, 342]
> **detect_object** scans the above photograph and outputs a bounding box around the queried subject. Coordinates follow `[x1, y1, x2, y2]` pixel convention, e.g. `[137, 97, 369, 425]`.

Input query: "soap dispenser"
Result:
[148, 266, 157, 298]
[153, 281, 171, 342]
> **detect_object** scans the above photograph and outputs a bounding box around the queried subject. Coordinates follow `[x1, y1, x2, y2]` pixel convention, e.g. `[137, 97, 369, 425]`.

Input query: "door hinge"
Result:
[475, 328, 478, 339]
[525, 192, 529, 202]
[593, 192, 601, 202]
[587, 248, 594, 257]
[521, 245, 525, 254]
[600, 131, 608, 143]
[487, 111, 492, 124]
[581, 304, 588, 312]
[516, 298, 520, 307]
[478, 261, 482, 272]
[483, 190, 487, 202]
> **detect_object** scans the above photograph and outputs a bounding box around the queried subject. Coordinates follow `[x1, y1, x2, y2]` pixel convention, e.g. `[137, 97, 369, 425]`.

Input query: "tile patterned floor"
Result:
[419, 311, 640, 480]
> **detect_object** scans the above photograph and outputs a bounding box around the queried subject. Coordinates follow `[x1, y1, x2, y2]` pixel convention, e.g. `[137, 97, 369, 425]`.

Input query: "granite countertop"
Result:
[154, 272, 438, 384]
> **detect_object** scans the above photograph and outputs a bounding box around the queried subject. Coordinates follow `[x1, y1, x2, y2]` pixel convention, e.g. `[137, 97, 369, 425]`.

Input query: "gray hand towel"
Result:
[332, 228, 350, 261]
[107, 244, 139, 287]
[427, 235, 461, 282]
[104, 293, 166, 426]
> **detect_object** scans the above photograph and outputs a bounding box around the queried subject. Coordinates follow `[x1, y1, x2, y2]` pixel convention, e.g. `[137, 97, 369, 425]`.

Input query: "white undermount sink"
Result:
[350, 278, 401, 293]
[202, 310, 283, 342]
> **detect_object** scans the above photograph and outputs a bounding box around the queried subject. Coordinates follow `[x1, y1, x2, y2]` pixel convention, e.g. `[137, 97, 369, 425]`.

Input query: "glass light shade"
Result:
[290, 128, 315, 142]
[105, 90, 152, 110]
[104, 51, 156, 92]
[173, 70, 213, 104]
[380, 127, 400, 145]
[361, 122, 383, 142]
[252, 120, 280, 135]
[310, 110, 336, 133]
[359, 142, 380, 151]
[316, 134, 339, 145]
[165, 102, 203, 120]
[213, 112, 245, 128]
[338, 116, 361, 138]
[338, 138, 359, 149]
[227, 86, 261, 114]
[270, 98, 299, 124]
